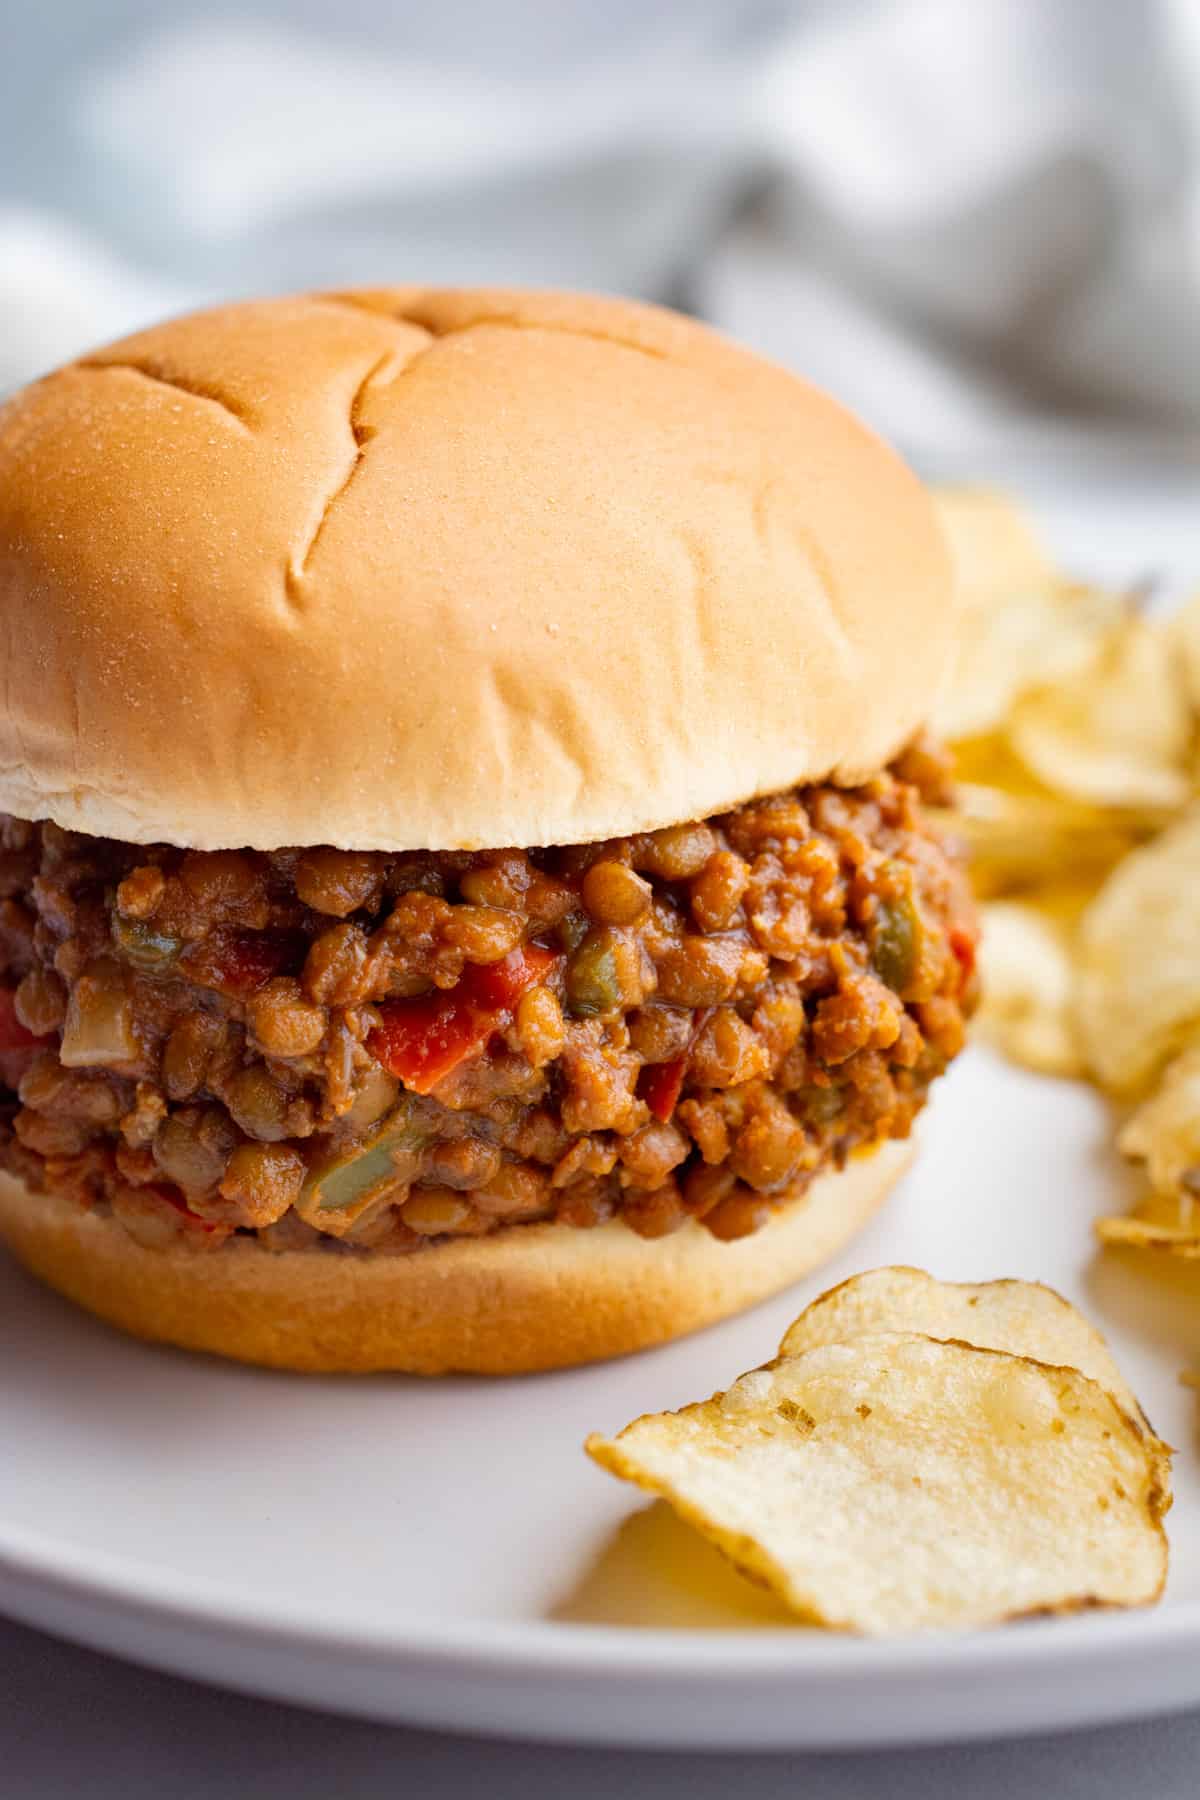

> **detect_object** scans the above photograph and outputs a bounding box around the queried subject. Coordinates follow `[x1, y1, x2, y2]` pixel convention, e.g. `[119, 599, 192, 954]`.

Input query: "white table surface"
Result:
[4, 465, 1199, 1793]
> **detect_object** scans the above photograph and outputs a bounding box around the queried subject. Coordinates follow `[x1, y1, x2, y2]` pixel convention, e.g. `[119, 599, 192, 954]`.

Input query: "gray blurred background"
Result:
[4, 0, 1200, 474]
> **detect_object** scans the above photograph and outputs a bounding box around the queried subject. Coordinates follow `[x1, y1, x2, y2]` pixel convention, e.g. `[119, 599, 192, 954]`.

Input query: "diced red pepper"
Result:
[155, 1184, 223, 1234]
[460, 942, 559, 1013]
[180, 928, 302, 1000]
[368, 943, 561, 1095]
[0, 986, 52, 1087]
[636, 1006, 713, 1123]
[368, 991, 494, 1095]
[0, 987, 46, 1052]
[638, 1056, 687, 1124]
[949, 923, 977, 987]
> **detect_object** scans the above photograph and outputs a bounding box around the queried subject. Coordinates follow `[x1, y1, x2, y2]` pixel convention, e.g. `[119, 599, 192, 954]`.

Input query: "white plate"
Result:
[2, 1045, 1200, 1748]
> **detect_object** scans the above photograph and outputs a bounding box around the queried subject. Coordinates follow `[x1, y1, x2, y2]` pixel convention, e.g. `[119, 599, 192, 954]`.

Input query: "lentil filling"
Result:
[0, 743, 977, 1257]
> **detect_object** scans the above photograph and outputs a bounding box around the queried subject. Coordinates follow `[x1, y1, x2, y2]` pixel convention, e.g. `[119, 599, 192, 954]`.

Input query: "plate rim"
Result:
[4, 1508, 1200, 1682]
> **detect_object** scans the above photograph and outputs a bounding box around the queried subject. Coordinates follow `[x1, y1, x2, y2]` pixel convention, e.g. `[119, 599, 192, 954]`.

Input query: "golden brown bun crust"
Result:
[0, 1144, 909, 1374]
[0, 288, 953, 851]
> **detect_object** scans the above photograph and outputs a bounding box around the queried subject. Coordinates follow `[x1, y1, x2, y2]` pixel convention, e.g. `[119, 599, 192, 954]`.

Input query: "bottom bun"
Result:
[0, 1142, 911, 1375]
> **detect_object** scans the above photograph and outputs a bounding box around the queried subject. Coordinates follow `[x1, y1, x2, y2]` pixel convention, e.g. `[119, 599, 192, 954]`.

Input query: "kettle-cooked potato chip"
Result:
[975, 900, 1083, 1075]
[1097, 1191, 1200, 1254]
[1007, 617, 1192, 812]
[948, 782, 1151, 900]
[587, 1332, 1167, 1635]
[1097, 1208, 1200, 1256]
[1117, 1049, 1200, 1209]
[932, 490, 1116, 742]
[779, 1266, 1151, 1434]
[936, 593, 1105, 744]
[1167, 588, 1200, 717]
[934, 488, 1057, 616]
[1076, 809, 1200, 1094]
[928, 482, 1200, 1304]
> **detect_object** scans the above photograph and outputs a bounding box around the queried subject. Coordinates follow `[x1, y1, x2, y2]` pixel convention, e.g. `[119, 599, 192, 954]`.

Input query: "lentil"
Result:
[0, 755, 976, 1251]
[581, 859, 652, 926]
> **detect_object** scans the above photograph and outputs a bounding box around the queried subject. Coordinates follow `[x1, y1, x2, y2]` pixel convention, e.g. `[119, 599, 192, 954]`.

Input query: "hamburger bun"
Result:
[0, 1143, 910, 1374]
[0, 286, 953, 852]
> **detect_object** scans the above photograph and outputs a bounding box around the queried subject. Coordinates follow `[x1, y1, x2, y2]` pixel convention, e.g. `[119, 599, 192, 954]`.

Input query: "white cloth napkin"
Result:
[3, 0, 1199, 463]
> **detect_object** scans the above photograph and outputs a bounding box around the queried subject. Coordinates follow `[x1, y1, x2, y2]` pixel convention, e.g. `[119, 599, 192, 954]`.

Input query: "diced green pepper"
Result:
[299, 1102, 428, 1220]
[797, 1083, 844, 1125]
[566, 930, 624, 1017]
[112, 915, 184, 973]
[870, 894, 921, 996]
[557, 911, 591, 954]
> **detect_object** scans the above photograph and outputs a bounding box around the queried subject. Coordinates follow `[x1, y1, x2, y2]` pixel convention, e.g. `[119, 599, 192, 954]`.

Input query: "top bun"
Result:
[0, 288, 953, 851]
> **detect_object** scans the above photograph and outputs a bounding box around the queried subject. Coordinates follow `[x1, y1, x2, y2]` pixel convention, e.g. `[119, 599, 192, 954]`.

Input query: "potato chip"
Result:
[1117, 1048, 1200, 1207]
[1007, 616, 1192, 811]
[950, 731, 1056, 795]
[1097, 1209, 1200, 1257]
[1166, 588, 1200, 717]
[936, 590, 1117, 746]
[932, 489, 1120, 741]
[1097, 1168, 1200, 1256]
[779, 1266, 1149, 1431]
[934, 488, 1057, 616]
[1101, 1052, 1200, 1251]
[946, 782, 1151, 901]
[587, 1332, 1167, 1634]
[974, 901, 1083, 1075]
[1076, 809, 1200, 1094]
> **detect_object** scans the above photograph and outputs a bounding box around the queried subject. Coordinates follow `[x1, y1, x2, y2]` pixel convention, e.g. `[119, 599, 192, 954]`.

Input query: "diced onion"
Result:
[340, 1065, 399, 1133]
[59, 961, 138, 1067]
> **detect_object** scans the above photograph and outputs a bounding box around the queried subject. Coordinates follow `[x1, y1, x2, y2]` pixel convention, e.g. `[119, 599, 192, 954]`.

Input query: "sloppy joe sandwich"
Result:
[0, 287, 976, 1372]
